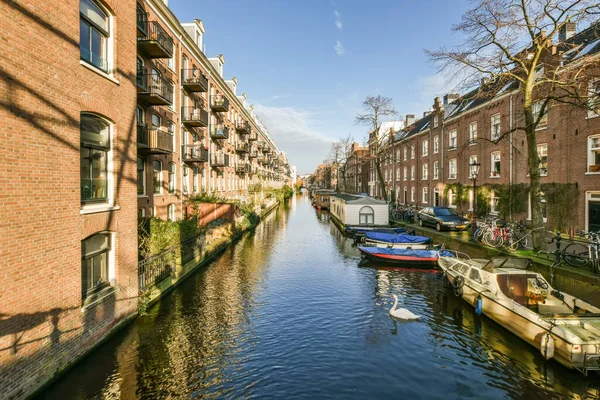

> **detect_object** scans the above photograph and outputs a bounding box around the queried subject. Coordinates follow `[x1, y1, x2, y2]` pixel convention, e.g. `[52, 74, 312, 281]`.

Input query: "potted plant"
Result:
[590, 164, 600, 172]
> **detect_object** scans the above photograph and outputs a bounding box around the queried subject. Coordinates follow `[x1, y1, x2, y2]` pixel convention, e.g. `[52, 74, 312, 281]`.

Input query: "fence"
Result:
[138, 248, 176, 291]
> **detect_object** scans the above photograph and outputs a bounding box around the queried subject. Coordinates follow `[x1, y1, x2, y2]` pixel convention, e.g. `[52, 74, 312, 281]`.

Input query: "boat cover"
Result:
[359, 246, 453, 258]
[365, 232, 430, 244]
[351, 227, 406, 234]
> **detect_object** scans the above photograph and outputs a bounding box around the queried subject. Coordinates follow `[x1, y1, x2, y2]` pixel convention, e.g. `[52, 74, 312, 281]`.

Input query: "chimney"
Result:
[559, 21, 576, 42]
[443, 93, 459, 105]
[389, 127, 395, 142]
[423, 111, 432, 118]
[405, 114, 415, 126]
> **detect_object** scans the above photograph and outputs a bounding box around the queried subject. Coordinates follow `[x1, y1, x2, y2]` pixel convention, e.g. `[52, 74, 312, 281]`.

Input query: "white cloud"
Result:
[334, 40, 345, 56]
[252, 104, 334, 173]
[334, 10, 342, 29]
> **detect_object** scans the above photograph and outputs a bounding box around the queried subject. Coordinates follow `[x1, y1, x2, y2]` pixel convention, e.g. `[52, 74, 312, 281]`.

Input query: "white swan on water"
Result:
[389, 294, 420, 320]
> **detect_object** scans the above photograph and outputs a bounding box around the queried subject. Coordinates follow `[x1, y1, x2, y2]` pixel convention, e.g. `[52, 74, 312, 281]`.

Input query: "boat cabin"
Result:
[330, 194, 389, 227]
[313, 189, 336, 210]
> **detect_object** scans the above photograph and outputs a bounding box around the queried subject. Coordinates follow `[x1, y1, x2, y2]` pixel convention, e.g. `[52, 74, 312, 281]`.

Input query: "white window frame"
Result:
[411, 144, 415, 159]
[587, 134, 600, 173]
[410, 165, 415, 181]
[168, 203, 176, 221]
[80, 0, 114, 75]
[449, 129, 457, 150]
[491, 151, 501, 178]
[449, 158, 457, 179]
[537, 144, 547, 176]
[433, 161, 439, 180]
[422, 163, 428, 180]
[422, 139, 429, 156]
[422, 187, 429, 204]
[533, 101, 548, 130]
[403, 147, 408, 161]
[434, 115, 439, 128]
[490, 191, 499, 215]
[403, 166, 407, 181]
[153, 160, 162, 194]
[588, 79, 600, 118]
[491, 114, 501, 140]
[433, 135, 439, 154]
[469, 122, 477, 144]
[411, 187, 415, 202]
[468, 155, 477, 179]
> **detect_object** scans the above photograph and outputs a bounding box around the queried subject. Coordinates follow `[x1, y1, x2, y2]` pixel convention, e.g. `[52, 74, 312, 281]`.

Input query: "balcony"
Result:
[210, 125, 229, 140]
[262, 146, 269, 153]
[182, 145, 208, 163]
[236, 141, 250, 153]
[137, 124, 149, 147]
[248, 133, 258, 141]
[137, 73, 173, 106]
[138, 128, 173, 154]
[211, 153, 230, 168]
[249, 151, 258, 158]
[181, 69, 208, 92]
[137, 21, 174, 58]
[211, 95, 229, 112]
[236, 164, 250, 174]
[181, 107, 208, 127]
[237, 121, 251, 135]
[257, 156, 266, 164]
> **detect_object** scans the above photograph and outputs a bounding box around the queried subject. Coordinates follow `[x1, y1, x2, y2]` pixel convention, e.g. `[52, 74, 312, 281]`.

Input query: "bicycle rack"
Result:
[537, 232, 562, 286]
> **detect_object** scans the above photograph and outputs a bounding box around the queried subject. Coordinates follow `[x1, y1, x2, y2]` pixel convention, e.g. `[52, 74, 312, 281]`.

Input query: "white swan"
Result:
[389, 294, 420, 320]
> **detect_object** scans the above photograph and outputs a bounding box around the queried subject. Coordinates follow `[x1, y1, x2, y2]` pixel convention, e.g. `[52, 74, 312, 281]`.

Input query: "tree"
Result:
[427, 0, 600, 250]
[355, 95, 398, 201]
[327, 134, 354, 192]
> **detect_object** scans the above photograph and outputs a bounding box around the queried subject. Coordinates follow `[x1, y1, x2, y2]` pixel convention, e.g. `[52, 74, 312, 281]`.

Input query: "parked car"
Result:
[417, 207, 471, 232]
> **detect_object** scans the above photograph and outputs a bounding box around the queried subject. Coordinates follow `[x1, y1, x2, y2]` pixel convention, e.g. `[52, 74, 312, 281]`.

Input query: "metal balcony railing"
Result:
[137, 20, 174, 58]
[182, 145, 208, 163]
[181, 107, 208, 127]
[236, 141, 250, 153]
[137, 73, 173, 105]
[181, 69, 208, 92]
[211, 95, 230, 112]
[211, 153, 230, 167]
[237, 121, 251, 134]
[141, 128, 173, 154]
[210, 125, 229, 140]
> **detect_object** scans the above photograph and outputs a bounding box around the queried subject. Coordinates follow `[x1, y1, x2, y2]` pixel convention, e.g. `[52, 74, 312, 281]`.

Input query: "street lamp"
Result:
[470, 161, 481, 233]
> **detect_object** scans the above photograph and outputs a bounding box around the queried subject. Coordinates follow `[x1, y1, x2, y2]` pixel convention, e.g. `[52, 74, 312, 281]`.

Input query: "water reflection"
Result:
[39, 194, 600, 400]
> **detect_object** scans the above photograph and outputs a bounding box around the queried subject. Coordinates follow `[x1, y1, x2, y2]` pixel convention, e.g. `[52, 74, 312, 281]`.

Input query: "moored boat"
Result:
[358, 246, 452, 267]
[437, 255, 600, 375]
[360, 231, 431, 245]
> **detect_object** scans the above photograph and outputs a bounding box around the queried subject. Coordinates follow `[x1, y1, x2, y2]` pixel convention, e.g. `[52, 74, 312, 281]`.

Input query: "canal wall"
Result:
[397, 224, 600, 308]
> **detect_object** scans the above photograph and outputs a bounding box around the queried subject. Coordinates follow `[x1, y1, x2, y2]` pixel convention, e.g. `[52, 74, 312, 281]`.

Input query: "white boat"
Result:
[438, 255, 600, 375]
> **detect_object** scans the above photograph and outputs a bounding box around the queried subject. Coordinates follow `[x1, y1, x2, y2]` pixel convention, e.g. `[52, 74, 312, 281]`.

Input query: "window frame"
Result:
[422, 186, 429, 204]
[448, 129, 457, 150]
[422, 163, 428, 180]
[588, 134, 600, 173]
[433, 135, 439, 154]
[137, 157, 145, 196]
[537, 143, 548, 176]
[491, 114, 501, 140]
[532, 101, 548, 130]
[433, 160, 439, 180]
[79, 0, 111, 73]
[422, 139, 429, 156]
[491, 151, 501, 178]
[449, 158, 457, 179]
[168, 162, 176, 194]
[153, 160, 162, 194]
[81, 232, 112, 301]
[469, 122, 477, 144]
[80, 113, 111, 205]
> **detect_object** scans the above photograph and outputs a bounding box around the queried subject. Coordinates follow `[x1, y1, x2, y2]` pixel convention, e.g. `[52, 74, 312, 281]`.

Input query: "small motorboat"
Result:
[438, 255, 600, 375]
[358, 246, 453, 267]
[346, 227, 406, 236]
[360, 231, 431, 245]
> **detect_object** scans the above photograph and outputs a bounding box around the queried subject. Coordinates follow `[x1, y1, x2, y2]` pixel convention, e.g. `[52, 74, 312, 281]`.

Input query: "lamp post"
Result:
[470, 161, 481, 233]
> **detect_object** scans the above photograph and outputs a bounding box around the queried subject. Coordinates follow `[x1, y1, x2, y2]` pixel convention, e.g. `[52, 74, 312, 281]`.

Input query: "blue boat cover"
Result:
[359, 247, 454, 258]
[365, 232, 430, 244]
[351, 227, 406, 234]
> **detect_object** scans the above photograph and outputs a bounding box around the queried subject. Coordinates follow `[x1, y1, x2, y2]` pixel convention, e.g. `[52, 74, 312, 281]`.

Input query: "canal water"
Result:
[40, 193, 600, 399]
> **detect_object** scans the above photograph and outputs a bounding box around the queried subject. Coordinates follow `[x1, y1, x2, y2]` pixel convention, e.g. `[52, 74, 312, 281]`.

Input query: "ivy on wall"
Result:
[540, 183, 579, 231]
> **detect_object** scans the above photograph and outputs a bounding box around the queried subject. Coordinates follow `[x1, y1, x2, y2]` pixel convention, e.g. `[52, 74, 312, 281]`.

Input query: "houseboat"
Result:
[313, 189, 337, 210]
[329, 194, 389, 231]
[438, 255, 600, 375]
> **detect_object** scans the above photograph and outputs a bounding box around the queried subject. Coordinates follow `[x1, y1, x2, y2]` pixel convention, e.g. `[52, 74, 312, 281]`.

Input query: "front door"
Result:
[590, 200, 600, 232]
[434, 190, 440, 206]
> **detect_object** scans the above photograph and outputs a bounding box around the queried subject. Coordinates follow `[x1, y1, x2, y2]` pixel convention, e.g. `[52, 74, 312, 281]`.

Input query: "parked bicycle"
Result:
[561, 231, 600, 273]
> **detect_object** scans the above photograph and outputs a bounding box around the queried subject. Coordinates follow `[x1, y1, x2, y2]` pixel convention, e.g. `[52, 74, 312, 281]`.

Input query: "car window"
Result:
[435, 208, 458, 216]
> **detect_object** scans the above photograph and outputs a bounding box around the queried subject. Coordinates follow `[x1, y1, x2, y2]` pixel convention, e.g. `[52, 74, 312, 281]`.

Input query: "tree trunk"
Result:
[376, 158, 388, 201]
[524, 99, 545, 251]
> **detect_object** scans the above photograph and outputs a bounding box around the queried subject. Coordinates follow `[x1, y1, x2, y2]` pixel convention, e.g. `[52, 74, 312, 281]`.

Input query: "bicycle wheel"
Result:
[483, 231, 503, 248]
[506, 232, 519, 251]
[562, 242, 590, 268]
[473, 227, 481, 242]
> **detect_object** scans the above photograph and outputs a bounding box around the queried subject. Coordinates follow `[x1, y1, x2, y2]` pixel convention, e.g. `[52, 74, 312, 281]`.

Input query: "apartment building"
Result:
[377, 26, 600, 230]
[135, 1, 289, 222]
[344, 143, 368, 194]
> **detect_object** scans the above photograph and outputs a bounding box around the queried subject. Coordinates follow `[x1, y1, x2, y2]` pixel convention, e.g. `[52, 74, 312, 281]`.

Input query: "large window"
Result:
[153, 160, 162, 194]
[433, 161, 439, 180]
[468, 155, 477, 178]
[183, 165, 189, 194]
[137, 158, 145, 195]
[81, 233, 111, 300]
[411, 187, 415, 202]
[449, 159, 457, 179]
[491, 152, 501, 177]
[168, 162, 176, 193]
[533, 101, 548, 129]
[469, 122, 477, 144]
[193, 166, 199, 193]
[449, 130, 457, 149]
[433, 135, 439, 154]
[168, 204, 175, 221]
[80, 0, 109, 72]
[538, 144, 548, 176]
[422, 163, 428, 180]
[490, 191, 499, 214]
[588, 79, 600, 118]
[410, 165, 415, 181]
[422, 139, 429, 156]
[403, 147, 408, 160]
[81, 114, 110, 203]
[410, 144, 415, 159]
[588, 135, 600, 173]
[359, 206, 374, 225]
[403, 166, 407, 181]
[422, 187, 429, 204]
[491, 114, 501, 140]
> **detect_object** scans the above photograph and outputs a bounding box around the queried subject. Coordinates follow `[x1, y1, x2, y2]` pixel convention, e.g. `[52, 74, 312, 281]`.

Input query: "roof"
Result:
[332, 194, 388, 205]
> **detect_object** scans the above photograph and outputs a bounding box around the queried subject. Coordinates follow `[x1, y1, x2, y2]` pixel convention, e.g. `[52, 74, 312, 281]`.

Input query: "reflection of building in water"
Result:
[328, 222, 360, 258]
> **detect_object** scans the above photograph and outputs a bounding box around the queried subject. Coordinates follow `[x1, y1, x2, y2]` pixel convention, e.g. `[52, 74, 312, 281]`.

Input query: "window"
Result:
[490, 191, 499, 214]
[448, 189, 456, 207]
[422, 163, 428, 180]
[396, 168, 400, 181]
[183, 166, 189, 193]
[491, 114, 501, 140]
[193, 166, 199, 193]
[588, 135, 600, 173]
[588, 79, 600, 117]
[434, 115, 439, 128]
[152, 113, 161, 129]
[433, 161, 439, 180]
[168, 162, 176, 193]
[468, 155, 477, 178]
[532, 101, 548, 129]
[137, 158, 145, 195]
[82, 233, 111, 300]
[403, 166, 407, 181]
[81, 114, 110, 203]
[80, 0, 110, 72]
[359, 206, 374, 225]
[537, 144, 547, 176]
[153, 160, 162, 194]
[411, 187, 415, 202]
[385, 170, 388, 181]
[138, 207, 146, 218]
[167, 121, 175, 151]
[491, 152, 501, 177]
[422, 187, 429, 204]
[449, 130, 457, 149]
[469, 268, 482, 284]
[396, 149, 401, 160]
[136, 58, 145, 88]
[469, 122, 477, 144]
[410, 165, 415, 181]
[433, 135, 439, 153]
[411, 144, 415, 159]
[449, 159, 457, 179]
[403, 147, 408, 160]
[168, 204, 176, 221]
[422, 139, 429, 156]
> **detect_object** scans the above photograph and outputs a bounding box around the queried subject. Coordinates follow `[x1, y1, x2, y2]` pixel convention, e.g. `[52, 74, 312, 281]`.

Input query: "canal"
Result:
[39, 193, 600, 399]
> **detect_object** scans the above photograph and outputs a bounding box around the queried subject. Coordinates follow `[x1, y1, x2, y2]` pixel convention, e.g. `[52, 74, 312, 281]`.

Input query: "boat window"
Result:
[496, 273, 538, 306]
[468, 268, 482, 284]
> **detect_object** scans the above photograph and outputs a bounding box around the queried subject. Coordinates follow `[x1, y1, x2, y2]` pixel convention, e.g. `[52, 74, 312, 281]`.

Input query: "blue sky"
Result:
[170, 0, 472, 174]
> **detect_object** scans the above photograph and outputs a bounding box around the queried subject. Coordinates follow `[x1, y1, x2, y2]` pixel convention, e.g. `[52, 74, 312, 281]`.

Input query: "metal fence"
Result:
[138, 248, 176, 291]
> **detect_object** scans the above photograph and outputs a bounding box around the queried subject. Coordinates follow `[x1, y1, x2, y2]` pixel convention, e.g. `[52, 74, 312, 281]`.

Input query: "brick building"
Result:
[344, 142, 368, 194]
[0, 0, 291, 398]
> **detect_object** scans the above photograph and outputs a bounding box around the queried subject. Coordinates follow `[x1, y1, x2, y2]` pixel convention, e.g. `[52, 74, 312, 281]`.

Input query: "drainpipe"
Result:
[509, 94, 513, 221]
[441, 124, 445, 206]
